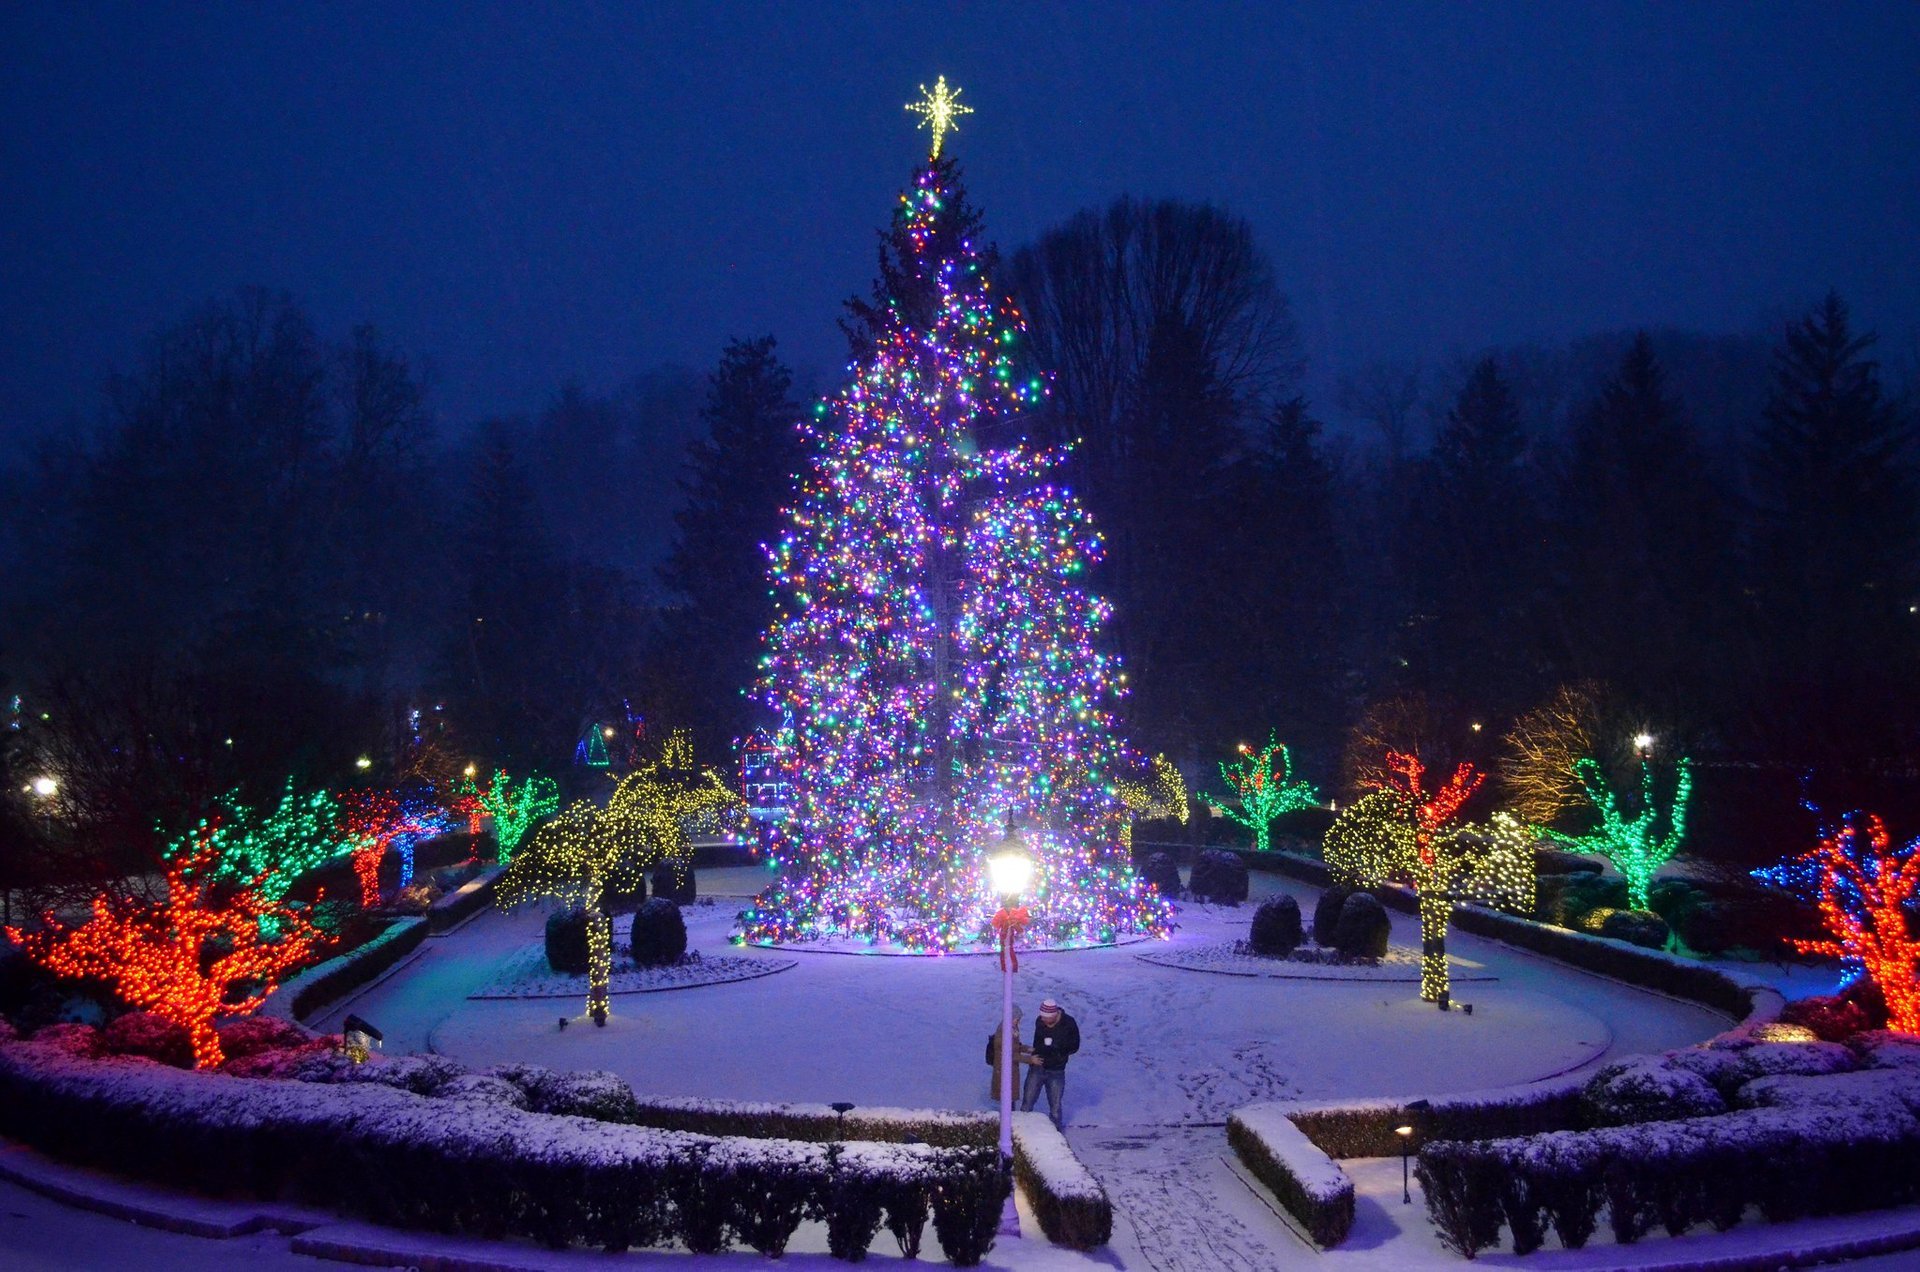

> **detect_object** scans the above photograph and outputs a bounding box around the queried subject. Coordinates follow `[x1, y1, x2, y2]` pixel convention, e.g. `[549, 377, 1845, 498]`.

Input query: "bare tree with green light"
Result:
[1537, 756, 1692, 912]
[1201, 735, 1320, 852]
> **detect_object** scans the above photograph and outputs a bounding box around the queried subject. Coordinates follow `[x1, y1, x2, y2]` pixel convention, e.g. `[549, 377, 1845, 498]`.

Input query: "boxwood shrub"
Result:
[0, 1040, 1008, 1264]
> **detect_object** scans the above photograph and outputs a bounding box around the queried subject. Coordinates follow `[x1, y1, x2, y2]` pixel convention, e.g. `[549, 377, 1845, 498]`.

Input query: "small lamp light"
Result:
[1399, 1099, 1431, 1204]
[28, 776, 57, 798]
[1633, 732, 1655, 756]
[988, 823, 1033, 899]
[342, 1013, 384, 1064]
[355, 755, 373, 771]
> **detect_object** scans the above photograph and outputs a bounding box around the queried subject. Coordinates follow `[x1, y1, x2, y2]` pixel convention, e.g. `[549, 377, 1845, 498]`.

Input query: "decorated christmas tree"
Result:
[737, 81, 1168, 951]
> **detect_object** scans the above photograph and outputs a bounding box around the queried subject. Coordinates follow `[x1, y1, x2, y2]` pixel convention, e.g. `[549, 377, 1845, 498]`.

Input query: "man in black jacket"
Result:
[1019, 998, 1080, 1128]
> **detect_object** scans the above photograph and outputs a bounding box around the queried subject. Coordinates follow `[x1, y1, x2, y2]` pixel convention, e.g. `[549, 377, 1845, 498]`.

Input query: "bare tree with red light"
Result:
[338, 790, 437, 907]
[1787, 814, 1920, 1035]
[4, 837, 331, 1068]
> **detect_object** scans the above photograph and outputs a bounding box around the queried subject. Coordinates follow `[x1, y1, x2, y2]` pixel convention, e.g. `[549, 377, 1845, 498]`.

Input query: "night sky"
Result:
[4, 2, 1916, 444]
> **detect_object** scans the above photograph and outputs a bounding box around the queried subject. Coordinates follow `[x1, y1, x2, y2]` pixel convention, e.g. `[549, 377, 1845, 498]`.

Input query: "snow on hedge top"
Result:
[0, 1039, 961, 1179]
[1011, 1111, 1107, 1203]
[1230, 1104, 1352, 1204]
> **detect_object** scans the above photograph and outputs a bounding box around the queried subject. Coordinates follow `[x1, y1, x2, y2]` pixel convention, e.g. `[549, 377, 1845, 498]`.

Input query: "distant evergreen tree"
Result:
[452, 421, 566, 762]
[1405, 357, 1546, 713]
[658, 337, 803, 751]
[1116, 311, 1247, 757]
[1555, 334, 1731, 712]
[1233, 397, 1344, 756]
[1750, 293, 1918, 762]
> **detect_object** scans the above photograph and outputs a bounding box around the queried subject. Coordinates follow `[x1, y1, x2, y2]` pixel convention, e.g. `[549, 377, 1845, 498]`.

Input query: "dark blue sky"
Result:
[4, 1, 1916, 440]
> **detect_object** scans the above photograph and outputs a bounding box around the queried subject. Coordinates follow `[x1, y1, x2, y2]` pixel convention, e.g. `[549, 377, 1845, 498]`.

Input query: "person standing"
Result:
[985, 1005, 1031, 1102]
[1020, 998, 1080, 1128]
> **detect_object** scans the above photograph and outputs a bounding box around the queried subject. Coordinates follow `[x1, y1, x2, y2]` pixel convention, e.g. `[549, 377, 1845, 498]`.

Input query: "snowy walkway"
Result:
[304, 866, 1747, 1270]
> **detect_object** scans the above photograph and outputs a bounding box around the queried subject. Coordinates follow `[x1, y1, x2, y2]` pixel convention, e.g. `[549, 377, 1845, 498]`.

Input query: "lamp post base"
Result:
[998, 1189, 1022, 1238]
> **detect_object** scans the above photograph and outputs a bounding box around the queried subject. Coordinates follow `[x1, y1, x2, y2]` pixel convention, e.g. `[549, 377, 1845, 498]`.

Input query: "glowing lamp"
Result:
[988, 835, 1033, 899]
[355, 755, 373, 770]
[342, 1013, 384, 1064]
[464, 763, 477, 778]
[1633, 732, 1655, 753]
[29, 776, 57, 797]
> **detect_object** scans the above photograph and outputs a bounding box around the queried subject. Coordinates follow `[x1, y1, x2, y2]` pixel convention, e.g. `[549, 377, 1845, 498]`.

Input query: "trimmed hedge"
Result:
[0, 1041, 1008, 1263]
[1228, 1105, 1354, 1247]
[1248, 895, 1303, 955]
[619, 1092, 997, 1147]
[630, 898, 688, 967]
[1276, 1086, 1589, 1161]
[267, 917, 429, 1024]
[1189, 849, 1249, 904]
[608, 1093, 1112, 1248]
[1011, 1112, 1113, 1249]
[427, 864, 505, 933]
[1416, 1092, 1920, 1258]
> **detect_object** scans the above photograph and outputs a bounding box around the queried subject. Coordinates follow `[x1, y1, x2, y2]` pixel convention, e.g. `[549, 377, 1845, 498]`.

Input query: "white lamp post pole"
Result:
[988, 822, 1033, 1169]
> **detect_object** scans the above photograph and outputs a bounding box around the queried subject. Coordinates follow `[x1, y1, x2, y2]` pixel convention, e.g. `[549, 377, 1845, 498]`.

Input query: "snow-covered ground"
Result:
[277, 865, 1794, 1269]
[321, 867, 1729, 1123]
[7, 861, 1893, 1269]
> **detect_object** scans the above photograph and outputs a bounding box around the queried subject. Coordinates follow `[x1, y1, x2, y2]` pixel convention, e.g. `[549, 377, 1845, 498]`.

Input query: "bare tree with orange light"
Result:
[5, 837, 331, 1068]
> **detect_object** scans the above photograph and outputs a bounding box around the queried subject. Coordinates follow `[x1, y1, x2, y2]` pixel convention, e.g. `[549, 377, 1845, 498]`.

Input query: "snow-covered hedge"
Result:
[0, 1040, 1008, 1263]
[1228, 1104, 1355, 1247]
[426, 863, 504, 932]
[495, 1084, 1112, 1249]
[1278, 1084, 1588, 1160]
[263, 916, 428, 1023]
[615, 1091, 997, 1147]
[1415, 1077, 1920, 1258]
[1011, 1111, 1112, 1249]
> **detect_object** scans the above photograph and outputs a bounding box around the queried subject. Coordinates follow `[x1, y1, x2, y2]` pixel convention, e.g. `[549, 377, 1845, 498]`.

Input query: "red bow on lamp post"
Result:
[992, 905, 1030, 971]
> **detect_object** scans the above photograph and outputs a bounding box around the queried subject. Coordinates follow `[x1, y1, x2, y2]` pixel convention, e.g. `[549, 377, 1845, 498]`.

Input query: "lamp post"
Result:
[1633, 732, 1654, 762]
[987, 820, 1033, 1170]
[1398, 1099, 1431, 1204]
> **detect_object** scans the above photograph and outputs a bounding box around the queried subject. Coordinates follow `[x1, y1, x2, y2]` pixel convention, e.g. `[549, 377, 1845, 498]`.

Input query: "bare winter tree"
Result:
[1007, 196, 1301, 471]
[1336, 360, 1424, 466]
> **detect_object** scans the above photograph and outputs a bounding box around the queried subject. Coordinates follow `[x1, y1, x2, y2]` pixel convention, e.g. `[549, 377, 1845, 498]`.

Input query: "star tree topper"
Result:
[906, 75, 972, 159]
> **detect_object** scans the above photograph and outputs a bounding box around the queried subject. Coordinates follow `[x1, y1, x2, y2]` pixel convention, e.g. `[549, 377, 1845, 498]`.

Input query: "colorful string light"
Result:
[5, 838, 331, 1068]
[161, 779, 349, 908]
[1536, 756, 1692, 912]
[338, 790, 443, 907]
[736, 149, 1170, 953]
[477, 770, 561, 863]
[1765, 813, 1920, 1034]
[1117, 754, 1188, 862]
[1201, 735, 1321, 852]
[496, 738, 744, 1021]
[1324, 752, 1521, 1001]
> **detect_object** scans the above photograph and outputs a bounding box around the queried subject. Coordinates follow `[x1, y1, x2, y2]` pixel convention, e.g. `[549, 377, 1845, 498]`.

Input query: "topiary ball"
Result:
[1248, 895, 1303, 956]
[630, 897, 688, 967]
[1190, 849, 1249, 905]
[1333, 891, 1390, 959]
[1313, 885, 1353, 946]
[652, 858, 697, 905]
[544, 909, 594, 975]
[1598, 908, 1670, 949]
[1140, 851, 1182, 899]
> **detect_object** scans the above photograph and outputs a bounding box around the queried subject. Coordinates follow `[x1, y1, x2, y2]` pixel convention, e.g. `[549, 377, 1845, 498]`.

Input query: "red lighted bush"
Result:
[1781, 994, 1873, 1043]
[215, 1015, 312, 1060]
[102, 1012, 194, 1068]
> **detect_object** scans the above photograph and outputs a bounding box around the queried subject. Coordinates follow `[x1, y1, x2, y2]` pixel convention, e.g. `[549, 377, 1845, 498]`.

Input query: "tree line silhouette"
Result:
[1, 191, 1914, 890]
